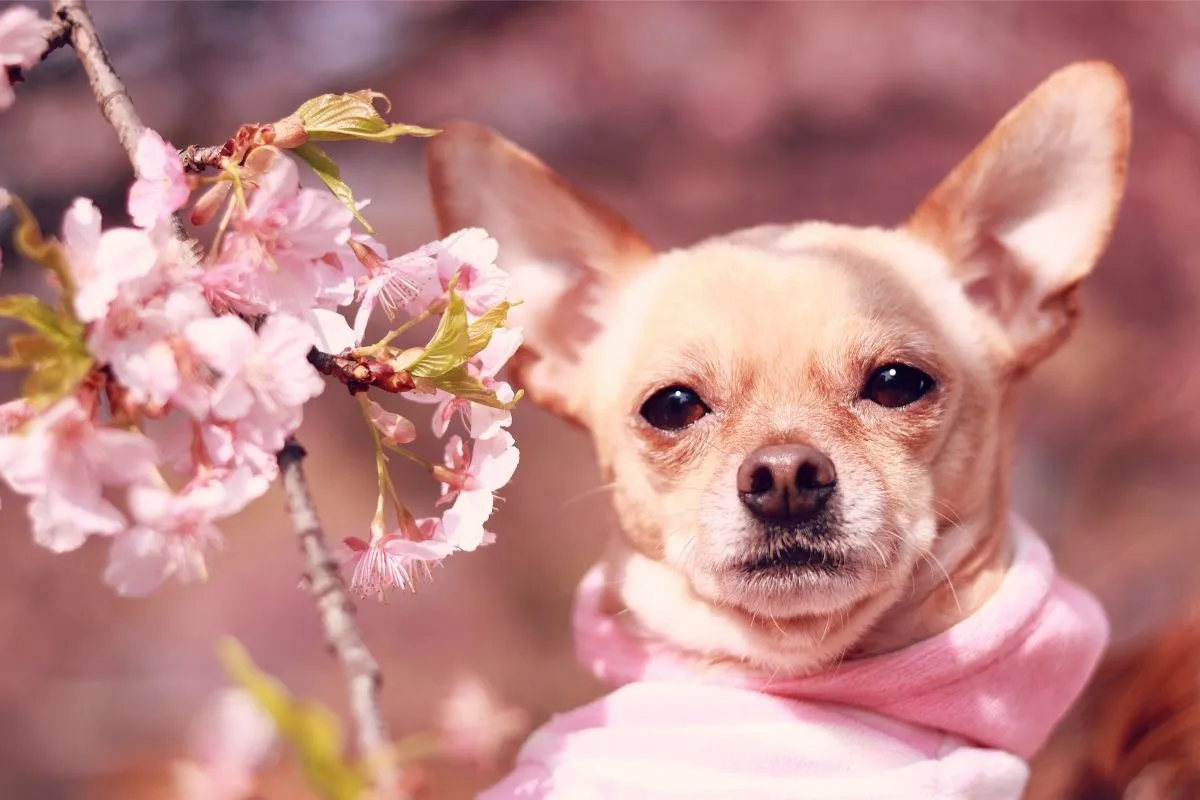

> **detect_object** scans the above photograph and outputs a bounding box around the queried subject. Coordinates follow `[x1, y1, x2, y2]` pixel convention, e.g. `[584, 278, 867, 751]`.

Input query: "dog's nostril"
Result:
[796, 456, 836, 491]
[748, 466, 773, 495]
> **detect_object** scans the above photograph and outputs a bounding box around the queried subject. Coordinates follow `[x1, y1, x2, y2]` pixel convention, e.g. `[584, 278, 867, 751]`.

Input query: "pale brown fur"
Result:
[427, 62, 1130, 674]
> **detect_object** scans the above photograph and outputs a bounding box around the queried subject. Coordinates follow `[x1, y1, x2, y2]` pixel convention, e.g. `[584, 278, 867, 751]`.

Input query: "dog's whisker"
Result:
[561, 482, 618, 509]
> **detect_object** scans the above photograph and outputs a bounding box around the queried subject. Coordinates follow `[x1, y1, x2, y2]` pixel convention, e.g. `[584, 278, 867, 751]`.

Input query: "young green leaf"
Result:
[0, 295, 85, 347]
[19, 347, 94, 407]
[394, 288, 471, 379]
[219, 638, 373, 800]
[294, 91, 439, 144]
[392, 283, 519, 381]
[6, 195, 76, 311]
[428, 365, 524, 410]
[0, 295, 94, 407]
[292, 143, 374, 234]
[464, 300, 514, 360]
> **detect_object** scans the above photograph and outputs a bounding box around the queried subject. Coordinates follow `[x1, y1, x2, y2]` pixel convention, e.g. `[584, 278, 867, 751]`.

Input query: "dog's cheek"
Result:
[600, 450, 672, 562]
[928, 380, 1003, 529]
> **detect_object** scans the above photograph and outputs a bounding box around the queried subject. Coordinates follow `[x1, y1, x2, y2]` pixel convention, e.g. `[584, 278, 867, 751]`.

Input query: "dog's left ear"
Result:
[908, 61, 1131, 372]
[426, 122, 653, 426]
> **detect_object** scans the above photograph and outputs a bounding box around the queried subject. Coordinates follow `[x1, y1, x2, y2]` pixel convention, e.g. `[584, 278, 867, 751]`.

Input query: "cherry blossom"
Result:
[340, 523, 455, 600]
[186, 313, 323, 423]
[309, 307, 356, 354]
[0, 398, 35, 434]
[0, 397, 157, 552]
[408, 326, 523, 439]
[0, 72, 524, 608]
[0, 5, 54, 111]
[104, 470, 257, 596]
[352, 241, 431, 345]
[366, 400, 416, 445]
[173, 687, 277, 800]
[409, 228, 510, 319]
[437, 431, 519, 508]
[435, 672, 530, 770]
[90, 285, 216, 417]
[434, 431, 519, 552]
[440, 496, 497, 553]
[61, 199, 162, 323]
[128, 129, 191, 229]
[205, 150, 355, 316]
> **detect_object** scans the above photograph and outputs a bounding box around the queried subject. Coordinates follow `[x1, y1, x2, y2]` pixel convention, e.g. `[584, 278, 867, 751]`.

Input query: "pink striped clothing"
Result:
[479, 518, 1108, 799]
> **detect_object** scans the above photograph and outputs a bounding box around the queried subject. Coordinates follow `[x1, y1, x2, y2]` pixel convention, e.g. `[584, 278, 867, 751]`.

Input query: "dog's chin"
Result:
[614, 537, 909, 674]
[699, 532, 877, 618]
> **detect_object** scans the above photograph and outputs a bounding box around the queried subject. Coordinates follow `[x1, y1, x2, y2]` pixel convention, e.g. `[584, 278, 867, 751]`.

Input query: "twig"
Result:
[278, 439, 398, 789]
[39, 15, 72, 60]
[179, 143, 228, 173]
[50, 1, 400, 795]
[308, 347, 417, 396]
[4, 15, 70, 84]
[51, 0, 143, 162]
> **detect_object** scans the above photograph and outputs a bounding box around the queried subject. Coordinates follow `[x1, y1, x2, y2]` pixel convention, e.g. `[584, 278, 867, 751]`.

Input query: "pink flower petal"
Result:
[367, 400, 416, 445]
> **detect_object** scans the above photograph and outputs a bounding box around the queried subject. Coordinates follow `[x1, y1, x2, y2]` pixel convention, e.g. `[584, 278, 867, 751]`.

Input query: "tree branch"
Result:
[3, 15, 71, 85]
[278, 439, 399, 790]
[52, 0, 144, 162]
[179, 143, 228, 173]
[308, 347, 417, 396]
[50, 1, 400, 794]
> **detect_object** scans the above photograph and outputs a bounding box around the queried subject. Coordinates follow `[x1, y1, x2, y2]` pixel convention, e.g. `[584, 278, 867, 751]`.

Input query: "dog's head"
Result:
[427, 62, 1131, 671]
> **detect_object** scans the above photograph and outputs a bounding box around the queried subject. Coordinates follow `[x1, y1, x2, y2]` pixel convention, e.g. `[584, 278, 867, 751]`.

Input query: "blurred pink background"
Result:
[2, 2, 1200, 798]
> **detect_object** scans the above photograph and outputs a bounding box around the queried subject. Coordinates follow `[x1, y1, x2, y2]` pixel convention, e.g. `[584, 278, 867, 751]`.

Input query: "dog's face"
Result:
[428, 62, 1131, 671]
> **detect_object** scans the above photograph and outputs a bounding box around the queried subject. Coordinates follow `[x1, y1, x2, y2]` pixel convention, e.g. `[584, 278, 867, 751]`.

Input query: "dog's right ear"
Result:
[427, 122, 653, 425]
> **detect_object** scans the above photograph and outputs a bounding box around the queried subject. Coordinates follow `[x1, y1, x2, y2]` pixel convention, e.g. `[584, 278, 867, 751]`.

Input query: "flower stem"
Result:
[357, 304, 438, 357]
[381, 440, 437, 473]
[358, 394, 410, 526]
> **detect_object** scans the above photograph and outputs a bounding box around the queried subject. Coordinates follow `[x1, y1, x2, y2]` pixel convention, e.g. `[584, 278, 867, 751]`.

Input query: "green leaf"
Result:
[429, 365, 523, 410]
[0, 295, 84, 346]
[0, 332, 57, 368]
[395, 288, 471, 379]
[292, 143, 374, 234]
[6, 195, 77, 310]
[20, 347, 94, 408]
[294, 91, 439, 143]
[0, 296, 94, 407]
[464, 301, 514, 360]
[219, 638, 373, 800]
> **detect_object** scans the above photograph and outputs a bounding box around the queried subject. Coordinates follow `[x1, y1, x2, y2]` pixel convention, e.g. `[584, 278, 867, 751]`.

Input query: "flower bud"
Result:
[348, 239, 386, 274]
[269, 115, 308, 149]
[189, 182, 231, 227]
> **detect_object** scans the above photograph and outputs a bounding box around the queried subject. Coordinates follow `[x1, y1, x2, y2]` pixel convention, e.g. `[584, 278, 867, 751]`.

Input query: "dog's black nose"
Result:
[737, 444, 836, 523]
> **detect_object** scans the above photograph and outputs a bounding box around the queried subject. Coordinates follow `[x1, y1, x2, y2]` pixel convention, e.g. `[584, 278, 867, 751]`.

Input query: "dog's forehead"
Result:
[618, 224, 942, 364]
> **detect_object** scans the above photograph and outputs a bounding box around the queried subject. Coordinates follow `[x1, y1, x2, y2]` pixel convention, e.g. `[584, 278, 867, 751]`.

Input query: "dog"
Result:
[427, 61, 1135, 799]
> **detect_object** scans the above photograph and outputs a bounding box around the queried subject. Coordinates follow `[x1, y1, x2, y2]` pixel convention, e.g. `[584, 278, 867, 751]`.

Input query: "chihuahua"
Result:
[427, 62, 1130, 799]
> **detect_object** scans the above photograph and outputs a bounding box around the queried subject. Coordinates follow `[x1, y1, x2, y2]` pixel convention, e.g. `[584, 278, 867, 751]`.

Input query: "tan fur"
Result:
[426, 61, 1131, 673]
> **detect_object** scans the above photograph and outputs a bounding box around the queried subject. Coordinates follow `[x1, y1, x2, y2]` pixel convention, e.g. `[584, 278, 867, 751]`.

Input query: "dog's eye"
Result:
[640, 385, 710, 430]
[862, 364, 935, 408]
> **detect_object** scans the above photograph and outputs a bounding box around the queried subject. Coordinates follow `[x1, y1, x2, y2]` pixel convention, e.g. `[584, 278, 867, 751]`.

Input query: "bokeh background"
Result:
[2, 1, 1200, 798]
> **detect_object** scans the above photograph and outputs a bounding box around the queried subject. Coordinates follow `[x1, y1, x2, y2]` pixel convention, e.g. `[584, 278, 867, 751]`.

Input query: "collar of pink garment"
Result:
[572, 516, 1109, 759]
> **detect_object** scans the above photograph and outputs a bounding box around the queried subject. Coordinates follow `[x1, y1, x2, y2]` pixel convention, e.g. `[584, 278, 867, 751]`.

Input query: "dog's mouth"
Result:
[740, 541, 847, 574]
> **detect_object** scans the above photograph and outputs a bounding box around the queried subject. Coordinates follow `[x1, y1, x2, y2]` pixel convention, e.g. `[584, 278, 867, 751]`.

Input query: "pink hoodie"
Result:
[480, 518, 1109, 799]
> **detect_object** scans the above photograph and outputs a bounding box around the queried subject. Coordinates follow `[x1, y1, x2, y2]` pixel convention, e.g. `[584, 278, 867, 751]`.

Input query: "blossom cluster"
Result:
[0, 4, 55, 111]
[0, 116, 522, 600]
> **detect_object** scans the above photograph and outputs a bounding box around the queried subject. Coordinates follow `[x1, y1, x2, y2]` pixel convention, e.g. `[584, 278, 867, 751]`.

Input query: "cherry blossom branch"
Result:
[179, 143, 227, 173]
[308, 348, 416, 395]
[51, 0, 144, 162]
[48, 1, 401, 794]
[3, 15, 69, 84]
[279, 438, 400, 793]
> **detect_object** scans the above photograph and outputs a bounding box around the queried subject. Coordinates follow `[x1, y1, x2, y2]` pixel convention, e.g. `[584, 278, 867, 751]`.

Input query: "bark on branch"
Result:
[48, 1, 400, 794]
